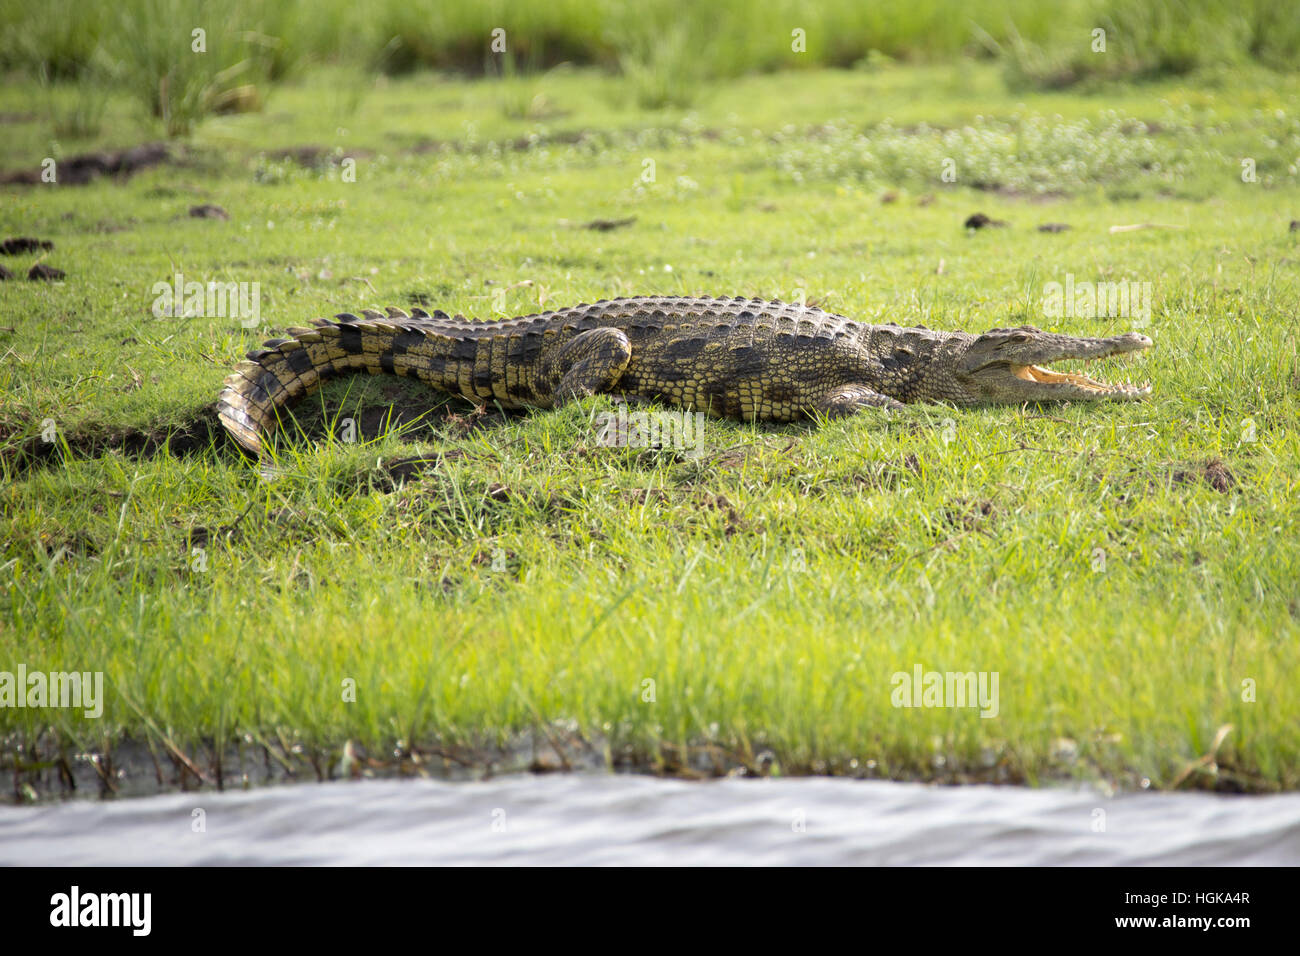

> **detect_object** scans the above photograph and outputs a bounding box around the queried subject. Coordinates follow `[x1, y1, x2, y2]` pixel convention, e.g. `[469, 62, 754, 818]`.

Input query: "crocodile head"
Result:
[953, 326, 1152, 404]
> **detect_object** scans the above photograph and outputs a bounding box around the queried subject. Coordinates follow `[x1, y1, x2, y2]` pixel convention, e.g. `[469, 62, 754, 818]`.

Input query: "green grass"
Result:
[1, 60, 1298, 799]
[4, 0, 1299, 138]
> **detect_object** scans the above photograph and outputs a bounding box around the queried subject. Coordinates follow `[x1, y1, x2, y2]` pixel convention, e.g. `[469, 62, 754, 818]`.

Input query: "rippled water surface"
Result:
[4, 775, 1299, 865]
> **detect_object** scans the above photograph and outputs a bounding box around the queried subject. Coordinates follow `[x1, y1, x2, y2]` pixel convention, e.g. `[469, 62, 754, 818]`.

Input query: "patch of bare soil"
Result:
[1, 413, 223, 475]
[26, 263, 64, 280]
[0, 237, 54, 254]
[583, 216, 636, 231]
[1173, 458, 1236, 494]
[188, 203, 229, 220]
[0, 143, 171, 186]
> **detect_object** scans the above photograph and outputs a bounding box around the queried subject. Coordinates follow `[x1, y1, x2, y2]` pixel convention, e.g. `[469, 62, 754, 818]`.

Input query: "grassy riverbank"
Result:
[1, 55, 1298, 799]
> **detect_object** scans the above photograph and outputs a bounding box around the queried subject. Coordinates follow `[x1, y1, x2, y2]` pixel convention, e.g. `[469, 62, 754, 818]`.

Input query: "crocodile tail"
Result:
[216, 308, 421, 457]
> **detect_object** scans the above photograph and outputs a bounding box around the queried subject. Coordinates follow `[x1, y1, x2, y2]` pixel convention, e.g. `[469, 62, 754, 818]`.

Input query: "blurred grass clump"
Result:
[998, 0, 1300, 89]
[1, 0, 1298, 136]
[0, 0, 367, 136]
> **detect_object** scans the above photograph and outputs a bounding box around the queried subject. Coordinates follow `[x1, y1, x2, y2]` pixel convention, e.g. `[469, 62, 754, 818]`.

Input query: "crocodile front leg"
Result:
[815, 384, 905, 416]
[546, 327, 633, 404]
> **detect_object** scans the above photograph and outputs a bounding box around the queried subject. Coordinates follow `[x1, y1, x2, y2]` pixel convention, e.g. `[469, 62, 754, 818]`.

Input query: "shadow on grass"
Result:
[0, 377, 519, 478]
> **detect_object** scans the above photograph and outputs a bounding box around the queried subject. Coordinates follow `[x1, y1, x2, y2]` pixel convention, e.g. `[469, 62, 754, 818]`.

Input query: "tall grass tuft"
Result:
[2, 0, 372, 139]
[0, 0, 111, 80]
[1001, 0, 1300, 89]
[374, 0, 607, 75]
[2, 0, 1298, 125]
[101, 0, 278, 137]
[606, 4, 711, 110]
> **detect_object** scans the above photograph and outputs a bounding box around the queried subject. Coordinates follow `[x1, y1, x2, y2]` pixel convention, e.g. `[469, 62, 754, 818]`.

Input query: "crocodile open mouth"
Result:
[987, 329, 1154, 400]
[1010, 359, 1151, 398]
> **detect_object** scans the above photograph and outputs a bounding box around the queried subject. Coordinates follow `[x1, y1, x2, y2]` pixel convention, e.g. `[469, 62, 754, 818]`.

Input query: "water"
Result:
[3, 775, 1298, 865]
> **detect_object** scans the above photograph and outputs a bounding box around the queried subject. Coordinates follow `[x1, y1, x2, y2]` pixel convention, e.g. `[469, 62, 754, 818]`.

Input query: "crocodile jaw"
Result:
[962, 329, 1153, 403]
[1009, 359, 1152, 400]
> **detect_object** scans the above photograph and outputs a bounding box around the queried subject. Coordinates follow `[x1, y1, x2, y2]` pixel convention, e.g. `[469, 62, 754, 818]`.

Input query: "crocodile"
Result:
[216, 295, 1152, 457]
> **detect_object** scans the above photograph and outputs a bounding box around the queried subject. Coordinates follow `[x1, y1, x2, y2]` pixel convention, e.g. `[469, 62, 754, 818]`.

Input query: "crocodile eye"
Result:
[1011, 333, 1031, 343]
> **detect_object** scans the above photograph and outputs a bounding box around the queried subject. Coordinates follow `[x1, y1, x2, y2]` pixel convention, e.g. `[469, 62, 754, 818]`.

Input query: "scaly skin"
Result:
[216, 295, 1153, 457]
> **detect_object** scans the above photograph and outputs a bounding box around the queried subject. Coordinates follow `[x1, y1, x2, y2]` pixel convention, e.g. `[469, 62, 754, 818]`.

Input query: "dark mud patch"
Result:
[1111, 458, 1239, 499]
[26, 263, 65, 281]
[583, 216, 636, 232]
[1173, 458, 1236, 494]
[2, 413, 224, 475]
[964, 212, 1009, 230]
[188, 203, 229, 220]
[0, 236, 54, 254]
[0, 142, 171, 186]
